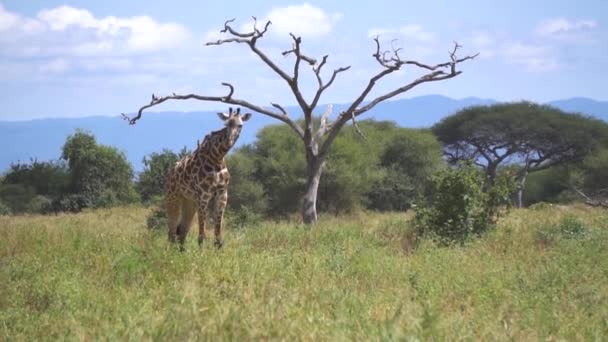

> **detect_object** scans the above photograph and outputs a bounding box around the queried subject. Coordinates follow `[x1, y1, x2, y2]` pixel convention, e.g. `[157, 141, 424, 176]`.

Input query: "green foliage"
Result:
[25, 195, 52, 214]
[0, 183, 36, 213]
[146, 206, 167, 231]
[137, 148, 190, 203]
[558, 215, 589, 239]
[2, 160, 70, 198]
[229, 120, 443, 217]
[433, 102, 608, 188]
[536, 214, 590, 247]
[579, 147, 608, 195]
[0, 199, 11, 215]
[414, 163, 515, 245]
[61, 130, 138, 210]
[0, 160, 69, 213]
[251, 124, 307, 216]
[225, 148, 268, 214]
[226, 206, 263, 229]
[523, 167, 570, 205]
[368, 129, 444, 211]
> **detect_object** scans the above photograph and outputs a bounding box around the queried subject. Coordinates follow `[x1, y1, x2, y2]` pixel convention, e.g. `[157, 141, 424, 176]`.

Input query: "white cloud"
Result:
[504, 42, 558, 72]
[0, 4, 190, 57]
[266, 3, 341, 38]
[536, 18, 596, 36]
[535, 18, 597, 43]
[368, 25, 436, 43]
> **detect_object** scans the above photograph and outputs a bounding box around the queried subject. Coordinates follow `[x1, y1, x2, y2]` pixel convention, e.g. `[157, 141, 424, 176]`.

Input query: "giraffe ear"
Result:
[217, 112, 230, 121]
[242, 113, 252, 122]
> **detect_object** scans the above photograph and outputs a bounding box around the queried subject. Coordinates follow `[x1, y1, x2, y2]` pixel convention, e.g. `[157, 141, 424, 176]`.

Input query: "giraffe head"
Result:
[217, 107, 252, 147]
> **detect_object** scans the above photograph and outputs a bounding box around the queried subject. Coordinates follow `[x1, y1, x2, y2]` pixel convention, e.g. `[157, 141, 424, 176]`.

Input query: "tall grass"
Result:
[1, 205, 607, 340]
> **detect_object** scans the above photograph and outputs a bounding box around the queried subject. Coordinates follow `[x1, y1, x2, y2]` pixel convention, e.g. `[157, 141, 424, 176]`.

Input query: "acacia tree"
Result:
[123, 18, 477, 224]
[432, 102, 608, 207]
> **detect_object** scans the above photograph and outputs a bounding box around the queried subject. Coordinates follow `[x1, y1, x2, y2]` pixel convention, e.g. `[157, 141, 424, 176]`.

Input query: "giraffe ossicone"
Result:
[165, 107, 251, 250]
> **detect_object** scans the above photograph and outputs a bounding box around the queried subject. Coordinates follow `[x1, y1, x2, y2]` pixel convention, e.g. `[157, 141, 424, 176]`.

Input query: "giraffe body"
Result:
[165, 108, 251, 250]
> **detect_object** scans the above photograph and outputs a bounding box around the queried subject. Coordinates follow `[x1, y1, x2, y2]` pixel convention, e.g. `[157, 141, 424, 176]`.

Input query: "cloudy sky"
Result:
[0, 0, 606, 120]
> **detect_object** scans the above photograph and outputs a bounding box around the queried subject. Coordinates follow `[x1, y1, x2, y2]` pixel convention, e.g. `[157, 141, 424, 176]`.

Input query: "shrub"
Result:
[414, 163, 515, 245]
[26, 195, 52, 214]
[226, 206, 263, 229]
[557, 214, 588, 239]
[52, 194, 92, 213]
[0, 200, 11, 215]
[146, 206, 167, 231]
[535, 214, 590, 247]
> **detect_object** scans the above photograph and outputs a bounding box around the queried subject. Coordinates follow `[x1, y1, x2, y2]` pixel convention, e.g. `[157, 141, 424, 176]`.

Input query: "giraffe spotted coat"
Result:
[165, 107, 251, 249]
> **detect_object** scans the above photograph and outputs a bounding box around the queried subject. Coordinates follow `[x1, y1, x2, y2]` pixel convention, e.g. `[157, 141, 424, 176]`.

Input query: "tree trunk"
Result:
[302, 156, 324, 225]
[517, 169, 529, 208]
[483, 163, 498, 192]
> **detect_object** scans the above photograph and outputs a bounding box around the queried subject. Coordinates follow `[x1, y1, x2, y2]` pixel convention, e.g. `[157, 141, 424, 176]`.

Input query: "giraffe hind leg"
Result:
[166, 197, 181, 244]
[177, 200, 196, 251]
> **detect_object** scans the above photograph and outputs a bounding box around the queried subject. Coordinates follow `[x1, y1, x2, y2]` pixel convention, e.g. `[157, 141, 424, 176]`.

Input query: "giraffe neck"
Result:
[194, 127, 231, 164]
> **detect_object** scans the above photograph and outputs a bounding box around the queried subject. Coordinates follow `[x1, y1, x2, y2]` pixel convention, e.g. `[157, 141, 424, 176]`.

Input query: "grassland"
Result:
[1, 205, 607, 340]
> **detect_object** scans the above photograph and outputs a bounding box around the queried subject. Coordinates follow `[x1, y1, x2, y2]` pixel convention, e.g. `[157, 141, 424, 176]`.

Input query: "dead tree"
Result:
[123, 17, 478, 224]
[573, 187, 608, 208]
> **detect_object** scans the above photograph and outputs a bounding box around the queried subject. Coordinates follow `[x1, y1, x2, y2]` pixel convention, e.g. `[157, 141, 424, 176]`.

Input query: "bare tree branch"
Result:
[122, 83, 304, 139]
[270, 102, 288, 115]
[318, 40, 477, 158]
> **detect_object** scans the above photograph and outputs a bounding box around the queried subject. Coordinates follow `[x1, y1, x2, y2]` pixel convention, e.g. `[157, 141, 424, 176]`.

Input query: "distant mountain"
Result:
[547, 97, 608, 122]
[1, 95, 606, 173]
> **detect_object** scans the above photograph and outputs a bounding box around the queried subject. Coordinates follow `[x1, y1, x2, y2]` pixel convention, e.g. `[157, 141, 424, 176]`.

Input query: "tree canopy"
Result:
[432, 102, 608, 204]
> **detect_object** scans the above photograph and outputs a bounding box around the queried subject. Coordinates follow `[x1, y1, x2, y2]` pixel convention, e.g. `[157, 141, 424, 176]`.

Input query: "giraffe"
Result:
[165, 107, 251, 250]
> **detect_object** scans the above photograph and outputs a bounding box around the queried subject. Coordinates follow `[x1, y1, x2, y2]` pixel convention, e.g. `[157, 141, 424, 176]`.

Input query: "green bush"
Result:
[146, 206, 167, 231]
[226, 206, 263, 229]
[414, 163, 515, 245]
[0, 200, 11, 215]
[26, 195, 52, 214]
[558, 214, 588, 239]
[53, 194, 92, 213]
[535, 214, 590, 247]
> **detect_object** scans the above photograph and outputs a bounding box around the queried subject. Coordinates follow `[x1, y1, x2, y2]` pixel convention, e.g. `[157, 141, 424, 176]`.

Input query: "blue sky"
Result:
[0, 0, 606, 120]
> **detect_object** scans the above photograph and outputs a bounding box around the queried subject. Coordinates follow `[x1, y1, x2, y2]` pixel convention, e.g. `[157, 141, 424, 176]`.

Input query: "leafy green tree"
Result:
[368, 128, 445, 211]
[252, 123, 306, 216]
[0, 183, 35, 213]
[225, 147, 268, 214]
[522, 167, 570, 205]
[568, 148, 608, 207]
[137, 147, 190, 203]
[61, 130, 138, 209]
[3, 160, 69, 195]
[0, 160, 70, 213]
[433, 102, 608, 206]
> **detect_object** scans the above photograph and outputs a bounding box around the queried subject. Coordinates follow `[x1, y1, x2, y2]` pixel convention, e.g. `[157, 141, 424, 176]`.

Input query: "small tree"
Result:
[123, 18, 477, 224]
[137, 147, 190, 203]
[414, 163, 515, 245]
[61, 130, 138, 209]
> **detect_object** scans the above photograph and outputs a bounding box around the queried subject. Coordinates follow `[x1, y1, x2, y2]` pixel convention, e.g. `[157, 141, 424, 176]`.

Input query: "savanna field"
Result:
[1, 206, 607, 340]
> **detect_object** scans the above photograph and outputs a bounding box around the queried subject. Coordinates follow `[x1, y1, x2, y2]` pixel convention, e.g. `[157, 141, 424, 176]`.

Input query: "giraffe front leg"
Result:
[197, 195, 211, 249]
[213, 189, 228, 249]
